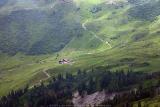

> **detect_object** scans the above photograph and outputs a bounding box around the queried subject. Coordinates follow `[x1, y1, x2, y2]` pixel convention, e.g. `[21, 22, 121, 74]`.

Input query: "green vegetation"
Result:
[1, 69, 160, 107]
[0, 0, 160, 100]
[132, 96, 160, 107]
[0, 0, 80, 55]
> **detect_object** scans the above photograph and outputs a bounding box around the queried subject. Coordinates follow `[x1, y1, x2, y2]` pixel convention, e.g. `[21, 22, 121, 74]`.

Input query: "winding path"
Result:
[82, 20, 89, 30]
[82, 20, 112, 49]
[29, 69, 51, 89]
[43, 69, 51, 79]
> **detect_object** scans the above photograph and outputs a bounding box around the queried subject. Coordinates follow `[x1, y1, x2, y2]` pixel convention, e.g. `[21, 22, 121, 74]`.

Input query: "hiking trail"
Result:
[82, 20, 112, 49]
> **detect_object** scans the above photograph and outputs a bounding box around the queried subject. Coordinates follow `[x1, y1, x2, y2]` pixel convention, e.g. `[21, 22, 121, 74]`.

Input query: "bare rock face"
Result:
[72, 91, 116, 107]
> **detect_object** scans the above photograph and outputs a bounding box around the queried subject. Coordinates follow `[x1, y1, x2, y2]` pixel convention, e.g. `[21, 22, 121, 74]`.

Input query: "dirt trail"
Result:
[29, 69, 51, 89]
[82, 20, 89, 30]
[82, 20, 112, 49]
[43, 69, 51, 79]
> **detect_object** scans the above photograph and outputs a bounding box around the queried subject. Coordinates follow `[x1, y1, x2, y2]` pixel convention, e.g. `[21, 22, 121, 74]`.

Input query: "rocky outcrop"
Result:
[72, 91, 116, 107]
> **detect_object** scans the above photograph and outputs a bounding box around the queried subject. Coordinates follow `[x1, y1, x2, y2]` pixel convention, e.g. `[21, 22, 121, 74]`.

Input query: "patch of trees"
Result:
[131, 31, 149, 41]
[37, 0, 56, 5]
[0, 86, 28, 107]
[128, 0, 160, 20]
[100, 84, 160, 107]
[1, 68, 160, 107]
[0, 10, 47, 55]
[127, 0, 142, 4]
[0, 2, 82, 55]
[90, 6, 102, 13]
[28, 2, 80, 55]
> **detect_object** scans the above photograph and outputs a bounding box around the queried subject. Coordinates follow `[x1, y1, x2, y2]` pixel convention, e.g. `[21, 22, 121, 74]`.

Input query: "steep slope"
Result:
[0, 0, 82, 55]
[0, 0, 160, 96]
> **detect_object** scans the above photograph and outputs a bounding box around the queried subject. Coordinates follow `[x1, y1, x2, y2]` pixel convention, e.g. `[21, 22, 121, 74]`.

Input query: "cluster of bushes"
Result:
[90, 6, 102, 13]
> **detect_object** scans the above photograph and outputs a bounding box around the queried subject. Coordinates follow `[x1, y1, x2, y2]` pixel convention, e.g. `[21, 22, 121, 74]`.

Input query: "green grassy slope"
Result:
[0, 0, 160, 96]
[132, 96, 160, 107]
[61, 0, 160, 72]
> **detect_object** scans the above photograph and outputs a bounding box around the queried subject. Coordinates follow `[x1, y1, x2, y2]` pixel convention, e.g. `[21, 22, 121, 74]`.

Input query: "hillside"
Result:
[0, 0, 82, 55]
[0, 0, 160, 103]
[132, 96, 160, 107]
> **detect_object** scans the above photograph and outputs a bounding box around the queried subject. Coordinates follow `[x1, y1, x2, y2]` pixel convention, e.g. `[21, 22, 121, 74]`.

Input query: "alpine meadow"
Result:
[0, 0, 160, 107]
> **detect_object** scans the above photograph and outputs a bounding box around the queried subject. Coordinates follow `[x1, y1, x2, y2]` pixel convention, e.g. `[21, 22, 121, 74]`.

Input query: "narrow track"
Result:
[82, 20, 112, 48]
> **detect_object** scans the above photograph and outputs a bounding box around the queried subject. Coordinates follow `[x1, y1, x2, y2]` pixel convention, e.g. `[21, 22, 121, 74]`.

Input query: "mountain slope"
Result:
[0, 0, 82, 55]
[0, 0, 160, 96]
